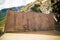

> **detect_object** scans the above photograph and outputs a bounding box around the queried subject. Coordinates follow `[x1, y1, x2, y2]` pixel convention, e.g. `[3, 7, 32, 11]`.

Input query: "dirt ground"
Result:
[0, 31, 60, 40]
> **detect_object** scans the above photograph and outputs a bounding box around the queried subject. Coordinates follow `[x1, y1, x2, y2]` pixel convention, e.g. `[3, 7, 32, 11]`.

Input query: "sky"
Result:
[0, 0, 35, 10]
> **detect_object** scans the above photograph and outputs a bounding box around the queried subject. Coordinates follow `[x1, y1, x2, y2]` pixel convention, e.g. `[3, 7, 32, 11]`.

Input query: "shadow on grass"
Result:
[0, 32, 4, 37]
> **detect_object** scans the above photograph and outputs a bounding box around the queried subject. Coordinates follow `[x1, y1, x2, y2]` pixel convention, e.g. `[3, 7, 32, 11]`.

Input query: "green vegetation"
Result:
[0, 10, 7, 28]
[31, 4, 42, 12]
[0, 17, 6, 27]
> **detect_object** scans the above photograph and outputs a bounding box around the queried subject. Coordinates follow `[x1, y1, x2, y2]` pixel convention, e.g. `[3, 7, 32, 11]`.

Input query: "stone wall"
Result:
[5, 10, 55, 32]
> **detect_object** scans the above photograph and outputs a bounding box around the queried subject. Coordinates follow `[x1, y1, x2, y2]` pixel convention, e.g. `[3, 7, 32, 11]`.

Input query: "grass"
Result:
[0, 17, 6, 27]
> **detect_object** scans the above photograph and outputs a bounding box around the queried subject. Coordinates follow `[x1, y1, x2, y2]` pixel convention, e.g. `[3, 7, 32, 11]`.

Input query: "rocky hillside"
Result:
[20, 0, 52, 14]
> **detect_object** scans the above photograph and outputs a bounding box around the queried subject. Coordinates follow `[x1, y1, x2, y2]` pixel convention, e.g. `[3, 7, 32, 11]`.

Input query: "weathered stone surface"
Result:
[5, 10, 55, 32]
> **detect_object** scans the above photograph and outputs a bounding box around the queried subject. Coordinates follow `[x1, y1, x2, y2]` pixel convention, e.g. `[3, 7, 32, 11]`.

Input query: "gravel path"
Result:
[0, 33, 60, 40]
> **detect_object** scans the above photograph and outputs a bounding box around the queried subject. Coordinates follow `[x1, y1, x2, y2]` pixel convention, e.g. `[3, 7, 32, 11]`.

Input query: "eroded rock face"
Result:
[5, 10, 55, 32]
[21, 0, 52, 14]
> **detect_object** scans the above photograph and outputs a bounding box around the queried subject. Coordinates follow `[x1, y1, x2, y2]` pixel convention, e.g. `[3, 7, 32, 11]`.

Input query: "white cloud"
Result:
[22, 0, 35, 5]
[0, 0, 35, 10]
[0, 0, 5, 4]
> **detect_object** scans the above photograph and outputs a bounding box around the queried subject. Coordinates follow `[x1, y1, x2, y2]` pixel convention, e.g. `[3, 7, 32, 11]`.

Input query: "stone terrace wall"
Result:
[5, 10, 55, 32]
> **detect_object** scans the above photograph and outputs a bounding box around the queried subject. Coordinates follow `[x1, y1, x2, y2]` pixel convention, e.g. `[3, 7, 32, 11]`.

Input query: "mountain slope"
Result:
[0, 6, 24, 28]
